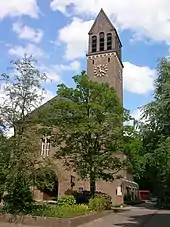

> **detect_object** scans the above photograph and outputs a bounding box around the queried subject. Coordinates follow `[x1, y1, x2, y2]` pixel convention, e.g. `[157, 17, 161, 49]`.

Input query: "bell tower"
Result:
[86, 9, 123, 102]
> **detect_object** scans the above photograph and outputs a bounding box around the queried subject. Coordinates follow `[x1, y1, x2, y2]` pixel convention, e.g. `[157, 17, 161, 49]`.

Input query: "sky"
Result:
[0, 0, 170, 121]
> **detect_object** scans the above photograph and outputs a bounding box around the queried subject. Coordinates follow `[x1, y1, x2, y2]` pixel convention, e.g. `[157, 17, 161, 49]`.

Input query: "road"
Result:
[80, 202, 170, 227]
[0, 202, 170, 226]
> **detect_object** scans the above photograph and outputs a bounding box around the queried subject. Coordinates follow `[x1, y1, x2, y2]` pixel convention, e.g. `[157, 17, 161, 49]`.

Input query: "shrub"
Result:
[51, 204, 89, 218]
[31, 204, 90, 218]
[95, 192, 112, 207]
[75, 191, 91, 204]
[3, 175, 33, 215]
[29, 204, 50, 216]
[89, 196, 112, 212]
[57, 195, 76, 206]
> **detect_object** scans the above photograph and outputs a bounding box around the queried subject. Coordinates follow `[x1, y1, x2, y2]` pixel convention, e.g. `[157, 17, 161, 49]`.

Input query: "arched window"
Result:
[107, 33, 112, 50]
[92, 35, 97, 52]
[99, 32, 105, 51]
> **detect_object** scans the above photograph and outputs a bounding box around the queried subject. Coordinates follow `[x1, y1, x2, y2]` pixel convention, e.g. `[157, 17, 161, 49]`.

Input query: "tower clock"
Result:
[86, 9, 123, 103]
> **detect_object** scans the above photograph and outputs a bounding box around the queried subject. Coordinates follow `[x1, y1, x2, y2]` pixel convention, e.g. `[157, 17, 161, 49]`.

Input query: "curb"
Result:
[0, 210, 114, 227]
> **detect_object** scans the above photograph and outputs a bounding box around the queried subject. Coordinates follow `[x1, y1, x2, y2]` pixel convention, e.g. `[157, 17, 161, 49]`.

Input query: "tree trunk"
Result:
[90, 172, 96, 196]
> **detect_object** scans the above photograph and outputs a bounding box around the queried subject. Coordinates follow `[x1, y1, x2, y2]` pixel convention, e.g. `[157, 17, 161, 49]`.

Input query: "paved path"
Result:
[145, 209, 170, 227]
[1, 203, 170, 226]
[80, 202, 170, 227]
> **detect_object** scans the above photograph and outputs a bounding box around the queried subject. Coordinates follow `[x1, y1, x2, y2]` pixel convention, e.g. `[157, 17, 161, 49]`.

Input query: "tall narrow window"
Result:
[107, 33, 112, 50]
[92, 35, 97, 52]
[41, 136, 51, 157]
[99, 32, 105, 51]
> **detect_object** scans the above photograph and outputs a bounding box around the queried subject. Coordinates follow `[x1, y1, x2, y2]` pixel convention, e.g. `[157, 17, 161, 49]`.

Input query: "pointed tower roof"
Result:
[88, 8, 122, 47]
[88, 8, 115, 34]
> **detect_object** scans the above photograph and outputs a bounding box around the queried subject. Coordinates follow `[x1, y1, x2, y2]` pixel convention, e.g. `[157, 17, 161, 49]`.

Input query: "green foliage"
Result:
[0, 137, 10, 196]
[3, 173, 33, 214]
[95, 192, 112, 208]
[140, 58, 170, 204]
[40, 71, 128, 194]
[89, 196, 111, 211]
[0, 55, 55, 214]
[123, 125, 146, 180]
[74, 191, 91, 204]
[57, 195, 76, 206]
[30, 204, 90, 218]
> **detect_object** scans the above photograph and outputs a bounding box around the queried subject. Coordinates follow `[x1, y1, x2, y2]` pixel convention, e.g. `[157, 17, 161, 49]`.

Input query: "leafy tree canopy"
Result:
[40, 71, 131, 194]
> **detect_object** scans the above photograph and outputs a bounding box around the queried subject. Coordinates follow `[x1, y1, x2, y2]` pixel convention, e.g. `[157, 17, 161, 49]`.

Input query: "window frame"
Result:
[99, 32, 105, 51]
[91, 35, 97, 52]
[41, 135, 51, 157]
[107, 33, 112, 50]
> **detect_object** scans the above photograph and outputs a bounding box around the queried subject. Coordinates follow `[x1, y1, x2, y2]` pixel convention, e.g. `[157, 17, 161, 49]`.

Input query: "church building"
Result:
[34, 9, 139, 205]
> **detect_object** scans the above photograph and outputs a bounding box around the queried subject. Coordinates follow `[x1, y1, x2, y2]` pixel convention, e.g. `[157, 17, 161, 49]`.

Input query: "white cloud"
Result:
[40, 65, 61, 83]
[131, 109, 142, 121]
[123, 62, 156, 95]
[0, 82, 55, 137]
[58, 17, 93, 60]
[12, 22, 43, 43]
[40, 60, 81, 83]
[126, 108, 143, 128]
[0, 0, 39, 21]
[58, 16, 155, 95]
[58, 60, 81, 71]
[51, 0, 170, 45]
[8, 43, 44, 58]
[0, 83, 6, 106]
[42, 89, 55, 104]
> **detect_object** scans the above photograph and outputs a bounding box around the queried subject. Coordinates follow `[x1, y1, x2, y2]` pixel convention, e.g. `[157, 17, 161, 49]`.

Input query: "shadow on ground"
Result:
[114, 212, 170, 227]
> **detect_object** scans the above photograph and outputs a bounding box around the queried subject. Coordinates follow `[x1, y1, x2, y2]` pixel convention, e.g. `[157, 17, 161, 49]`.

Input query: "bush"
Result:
[75, 191, 91, 204]
[89, 196, 112, 212]
[31, 204, 90, 218]
[65, 190, 91, 204]
[51, 204, 89, 218]
[66, 190, 112, 205]
[95, 192, 112, 206]
[57, 195, 76, 206]
[3, 175, 33, 215]
[29, 204, 50, 216]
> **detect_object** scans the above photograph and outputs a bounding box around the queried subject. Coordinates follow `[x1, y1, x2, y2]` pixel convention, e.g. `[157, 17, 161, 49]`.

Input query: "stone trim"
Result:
[0, 210, 113, 227]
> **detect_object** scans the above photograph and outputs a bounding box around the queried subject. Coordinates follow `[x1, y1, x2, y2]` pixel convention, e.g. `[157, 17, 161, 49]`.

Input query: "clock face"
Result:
[94, 64, 108, 77]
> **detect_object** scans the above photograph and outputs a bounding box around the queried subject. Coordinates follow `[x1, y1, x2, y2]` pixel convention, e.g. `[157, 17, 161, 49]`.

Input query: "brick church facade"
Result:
[34, 9, 139, 205]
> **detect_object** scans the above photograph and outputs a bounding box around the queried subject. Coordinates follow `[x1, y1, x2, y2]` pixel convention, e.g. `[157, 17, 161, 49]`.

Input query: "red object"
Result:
[43, 192, 51, 200]
[139, 190, 150, 200]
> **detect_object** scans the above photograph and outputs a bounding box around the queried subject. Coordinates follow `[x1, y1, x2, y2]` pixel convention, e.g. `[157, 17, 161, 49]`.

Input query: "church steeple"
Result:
[88, 8, 116, 34]
[87, 8, 122, 62]
[86, 9, 123, 102]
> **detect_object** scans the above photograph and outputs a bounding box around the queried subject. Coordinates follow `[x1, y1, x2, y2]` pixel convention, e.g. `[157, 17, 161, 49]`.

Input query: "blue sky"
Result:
[0, 0, 170, 120]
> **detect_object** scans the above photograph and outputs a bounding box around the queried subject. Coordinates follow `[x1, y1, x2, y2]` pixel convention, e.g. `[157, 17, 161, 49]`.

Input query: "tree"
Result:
[141, 58, 170, 205]
[123, 124, 146, 181]
[0, 121, 10, 201]
[0, 55, 55, 213]
[40, 71, 127, 195]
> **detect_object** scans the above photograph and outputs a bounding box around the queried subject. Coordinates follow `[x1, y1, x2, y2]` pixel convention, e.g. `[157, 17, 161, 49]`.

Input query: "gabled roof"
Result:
[88, 8, 115, 34]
